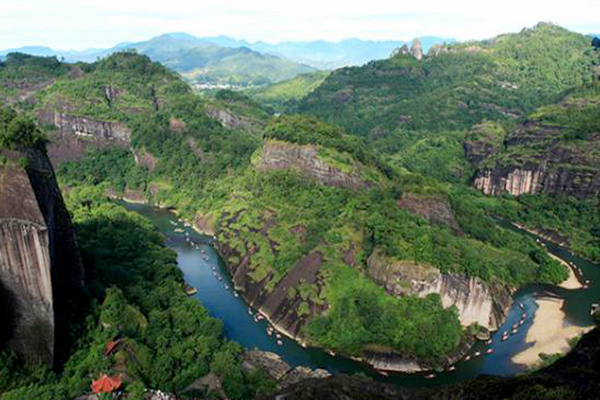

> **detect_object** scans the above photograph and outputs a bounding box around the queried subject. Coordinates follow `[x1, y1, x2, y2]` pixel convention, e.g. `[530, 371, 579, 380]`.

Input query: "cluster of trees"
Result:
[0, 106, 48, 150]
[0, 189, 276, 399]
[264, 115, 393, 177]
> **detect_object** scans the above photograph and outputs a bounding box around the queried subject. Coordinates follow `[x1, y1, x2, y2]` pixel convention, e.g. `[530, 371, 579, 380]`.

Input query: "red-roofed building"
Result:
[91, 374, 122, 394]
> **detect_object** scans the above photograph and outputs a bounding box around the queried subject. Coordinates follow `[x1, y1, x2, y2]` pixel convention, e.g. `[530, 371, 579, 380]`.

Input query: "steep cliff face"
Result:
[473, 161, 600, 198]
[467, 94, 600, 199]
[0, 148, 83, 366]
[0, 158, 54, 365]
[39, 109, 131, 142]
[366, 250, 510, 331]
[218, 230, 327, 339]
[205, 105, 265, 133]
[254, 140, 374, 190]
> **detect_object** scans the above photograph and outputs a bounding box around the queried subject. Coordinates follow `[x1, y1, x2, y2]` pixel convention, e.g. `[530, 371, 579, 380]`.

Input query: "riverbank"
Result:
[549, 253, 583, 290]
[512, 297, 593, 367]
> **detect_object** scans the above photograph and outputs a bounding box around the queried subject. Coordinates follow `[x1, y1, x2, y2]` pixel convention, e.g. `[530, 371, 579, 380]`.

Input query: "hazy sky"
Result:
[1, 0, 599, 50]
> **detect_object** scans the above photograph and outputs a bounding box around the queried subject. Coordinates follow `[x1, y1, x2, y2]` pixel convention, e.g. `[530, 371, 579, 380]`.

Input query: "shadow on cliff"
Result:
[0, 279, 17, 348]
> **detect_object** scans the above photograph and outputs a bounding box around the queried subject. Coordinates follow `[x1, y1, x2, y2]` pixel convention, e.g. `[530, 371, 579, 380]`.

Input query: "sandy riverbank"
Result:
[549, 253, 582, 290]
[512, 297, 593, 367]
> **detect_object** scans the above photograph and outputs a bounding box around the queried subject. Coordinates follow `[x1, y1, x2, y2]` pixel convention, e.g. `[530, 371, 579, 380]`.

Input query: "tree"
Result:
[593, 37, 600, 50]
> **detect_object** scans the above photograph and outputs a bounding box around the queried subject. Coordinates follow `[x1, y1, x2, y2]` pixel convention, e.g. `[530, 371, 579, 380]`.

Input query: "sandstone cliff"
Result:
[37, 109, 131, 167]
[218, 229, 327, 339]
[467, 99, 600, 199]
[0, 148, 83, 366]
[39, 110, 130, 142]
[254, 140, 374, 190]
[366, 250, 511, 332]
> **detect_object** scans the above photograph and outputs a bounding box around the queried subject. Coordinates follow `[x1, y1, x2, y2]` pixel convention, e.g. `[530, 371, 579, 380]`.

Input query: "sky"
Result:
[1, 0, 599, 50]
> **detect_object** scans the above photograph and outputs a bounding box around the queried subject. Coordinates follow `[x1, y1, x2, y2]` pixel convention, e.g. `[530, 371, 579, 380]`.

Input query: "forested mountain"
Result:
[1, 21, 600, 400]
[298, 23, 597, 135]
[244, 70, 330, 112]
[0, 34, 453, 70]
[1, 34, 317, 88]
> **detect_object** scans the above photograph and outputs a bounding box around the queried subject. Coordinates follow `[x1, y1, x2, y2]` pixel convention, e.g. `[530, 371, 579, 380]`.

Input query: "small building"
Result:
[91, 374, 122, 394]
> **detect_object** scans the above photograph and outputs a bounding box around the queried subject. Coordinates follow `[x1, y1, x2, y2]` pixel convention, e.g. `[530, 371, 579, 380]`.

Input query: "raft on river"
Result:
[184, 283, 198, 296]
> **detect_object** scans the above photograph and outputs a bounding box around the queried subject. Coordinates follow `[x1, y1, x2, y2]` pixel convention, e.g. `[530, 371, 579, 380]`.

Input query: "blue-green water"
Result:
[122, 202, 599, 388]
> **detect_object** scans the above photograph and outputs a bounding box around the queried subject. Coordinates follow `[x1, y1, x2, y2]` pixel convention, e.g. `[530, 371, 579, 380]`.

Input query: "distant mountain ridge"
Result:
[0, 33, 453, 69]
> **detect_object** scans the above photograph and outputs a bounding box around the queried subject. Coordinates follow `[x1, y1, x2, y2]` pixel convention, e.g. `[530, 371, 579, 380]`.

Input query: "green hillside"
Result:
[245, 70, 330, 112]
[298, 23, 597, 136]
[171, 45, 317, 87]
[3, 23, 600, 398]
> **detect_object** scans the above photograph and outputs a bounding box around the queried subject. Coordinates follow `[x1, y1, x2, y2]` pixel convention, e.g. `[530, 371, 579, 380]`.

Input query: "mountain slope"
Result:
[0, 51, 570, 375]
[298, 23, 598, 136]
[1, 34, 453, 70]
[169, 45, 317, 87]
[245, 71, 330, 112]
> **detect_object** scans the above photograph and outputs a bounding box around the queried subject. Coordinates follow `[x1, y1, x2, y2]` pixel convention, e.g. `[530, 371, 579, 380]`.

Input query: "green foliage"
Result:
[264, 115, 393, 177]
[306, 265, 462, 363]
[9, 40, 587, 375]
[477, 193, 600, 263]
[380, 129, 473, 183]
[529, 83, 600, 140]
[0, 106, 47, 150]
[245, 70, 330, 112]
[0, 194, 275, 400]
[40, 52, 189, 122]
[299, 24, 598, 136]
[171, 45, 317, 87]
[0, 53, 69, 104]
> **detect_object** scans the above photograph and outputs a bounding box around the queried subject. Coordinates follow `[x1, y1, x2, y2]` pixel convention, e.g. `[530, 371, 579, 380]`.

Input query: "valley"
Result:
[1, 19, 600, 400]
[121, 200, 600, 384]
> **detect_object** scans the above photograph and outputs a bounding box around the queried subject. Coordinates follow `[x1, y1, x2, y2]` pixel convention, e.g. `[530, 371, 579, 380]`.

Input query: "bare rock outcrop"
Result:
[366, 250, 510, 331]
[397, 194, 463, 235]
[390, 44, 410, 58]
[205, 105, 264, 132]
[410, 39, 423, 60]
[0, 148, 83, 366]
[242, 350, 331, 388]
[467, 116, 600, 199]
[254, 140, 373, 190]
[38, 109, 131, 142]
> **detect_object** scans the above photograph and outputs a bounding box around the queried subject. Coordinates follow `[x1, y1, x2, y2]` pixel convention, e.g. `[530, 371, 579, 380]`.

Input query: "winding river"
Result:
[121, 201, 599, 388]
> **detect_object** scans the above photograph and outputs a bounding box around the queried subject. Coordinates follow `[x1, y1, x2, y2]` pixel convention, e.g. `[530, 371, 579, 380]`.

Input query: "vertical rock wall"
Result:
[0, 149, 84, 366]
[0, 161, 55, 365]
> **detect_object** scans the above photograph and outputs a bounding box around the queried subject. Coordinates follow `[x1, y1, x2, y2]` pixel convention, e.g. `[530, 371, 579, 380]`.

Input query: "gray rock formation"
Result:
[397, 194, 463, 235]
[0, 148, 83, 366]
[467, 120, 600, 199]
[254, 140, 373, 190]
[38, 109, 130, 142]
[410, 39, 423, 60]
[366, 250, 511, 331]
[390, 44, 410, 58]
[242, 350, 331, 387]
[205, 105, 265, 133]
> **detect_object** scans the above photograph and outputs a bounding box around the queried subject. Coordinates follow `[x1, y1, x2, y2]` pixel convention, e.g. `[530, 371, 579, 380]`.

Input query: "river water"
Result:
[121, 201, 599, 388]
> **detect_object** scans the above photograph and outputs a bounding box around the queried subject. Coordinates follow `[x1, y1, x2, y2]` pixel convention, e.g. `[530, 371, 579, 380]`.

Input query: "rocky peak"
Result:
[410, 39, 423, 60]
[390, 44, 410, 58]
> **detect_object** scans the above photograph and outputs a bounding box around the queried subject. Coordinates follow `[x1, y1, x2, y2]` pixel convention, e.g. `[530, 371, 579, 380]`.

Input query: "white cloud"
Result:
[0, 0, 598, 50]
